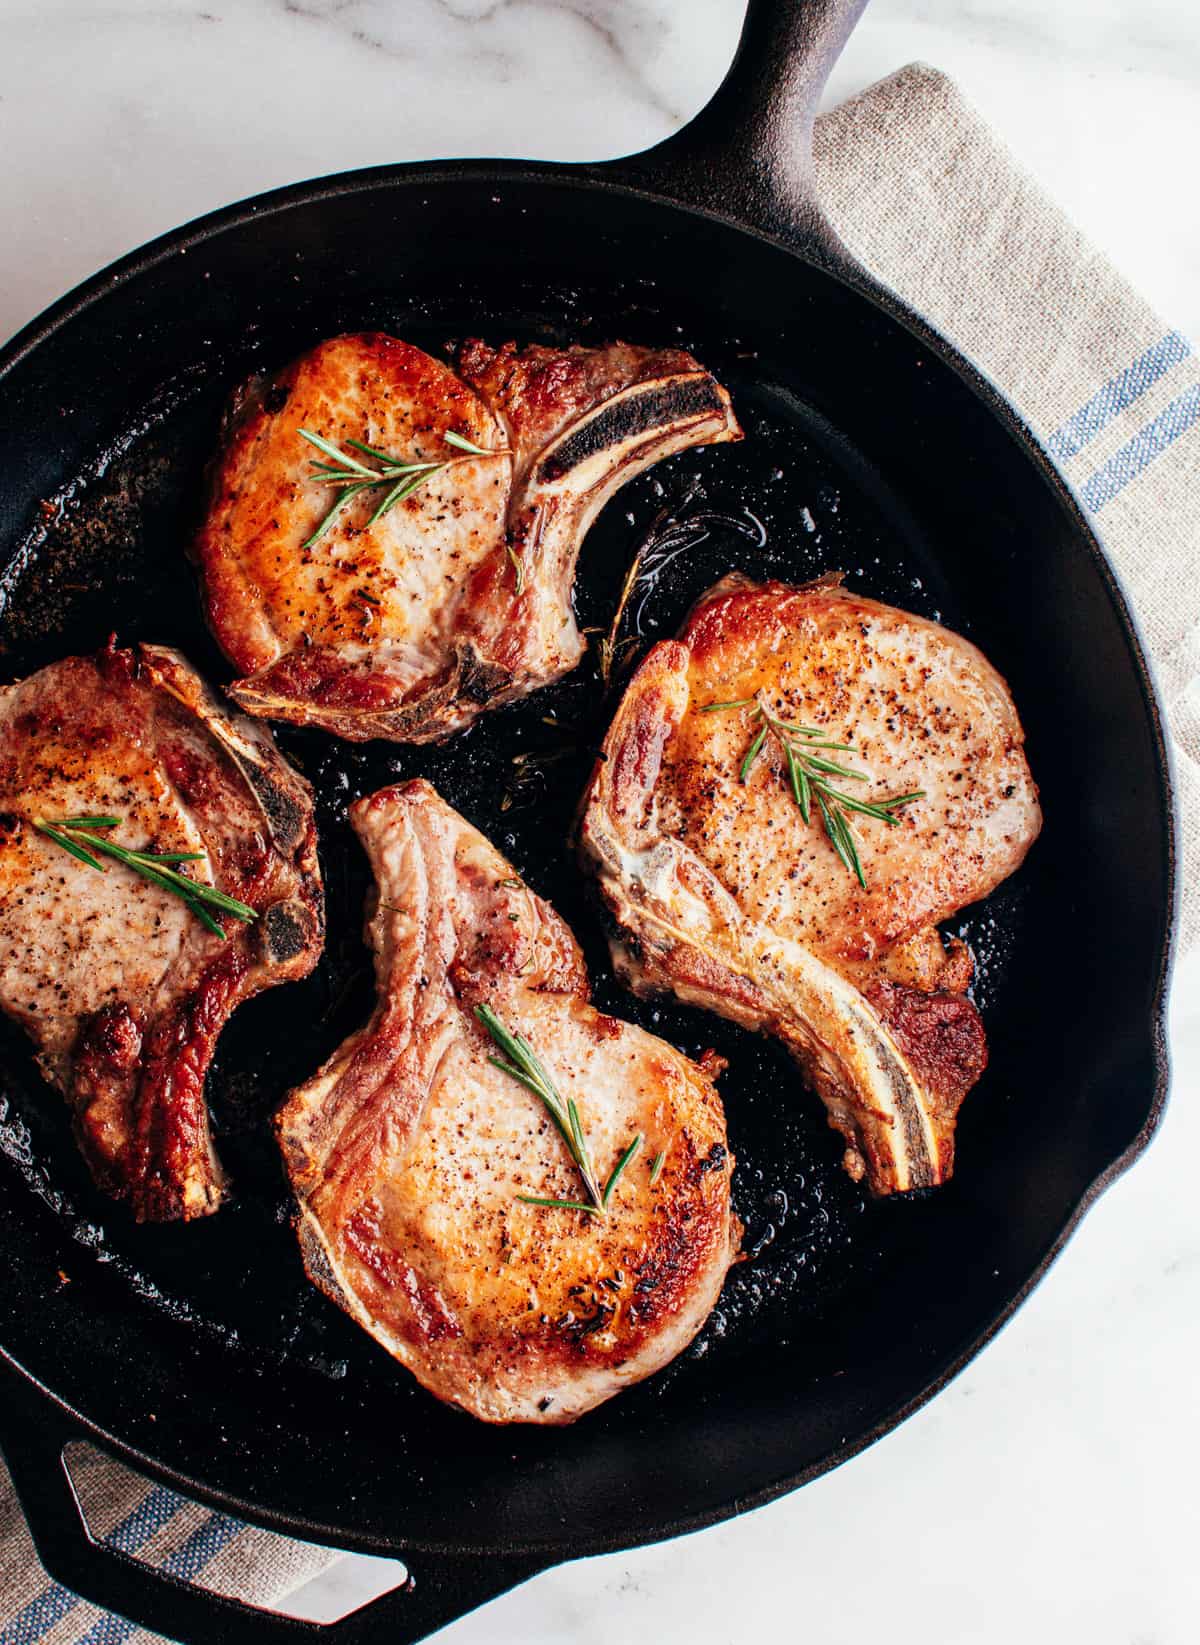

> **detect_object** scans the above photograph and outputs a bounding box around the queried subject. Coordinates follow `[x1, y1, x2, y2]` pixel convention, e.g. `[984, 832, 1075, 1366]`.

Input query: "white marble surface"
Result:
[3, 2, 1198, 1641]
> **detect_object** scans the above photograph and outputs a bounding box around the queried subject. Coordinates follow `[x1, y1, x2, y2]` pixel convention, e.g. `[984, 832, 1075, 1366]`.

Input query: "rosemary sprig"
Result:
[33, 815, 257, 939]
[475, 1003, 642, 1217]
[475, 1002, 604, 1207]
[297, 428, 440, 549]
[598, 490, 766, 687]
[443, 430, 493, 456]
[700, 694, 924, 889]
[297, 429, 514, 585]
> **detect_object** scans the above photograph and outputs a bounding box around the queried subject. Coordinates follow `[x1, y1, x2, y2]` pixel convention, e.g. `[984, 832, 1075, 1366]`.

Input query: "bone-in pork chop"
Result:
[276, 780, 737, 1423]
[195, 332, 741, 742]
[579, 576, 1041, 1195]
[0, 643, 323, 1220]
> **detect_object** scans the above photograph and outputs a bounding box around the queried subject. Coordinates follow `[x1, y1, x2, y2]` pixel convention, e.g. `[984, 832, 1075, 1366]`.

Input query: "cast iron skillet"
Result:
[0, 2, 1176, 1640]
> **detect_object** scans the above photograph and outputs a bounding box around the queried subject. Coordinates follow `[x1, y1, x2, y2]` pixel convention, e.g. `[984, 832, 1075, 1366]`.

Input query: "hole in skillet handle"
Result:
[0, 1363, 545, 1644]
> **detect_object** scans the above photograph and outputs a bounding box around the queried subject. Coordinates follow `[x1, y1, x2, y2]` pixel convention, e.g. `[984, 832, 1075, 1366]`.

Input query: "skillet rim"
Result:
[0, 155, 1178, 1557]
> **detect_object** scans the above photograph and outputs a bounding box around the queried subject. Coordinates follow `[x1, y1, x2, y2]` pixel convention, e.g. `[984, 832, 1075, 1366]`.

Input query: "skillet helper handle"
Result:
[611, 0, 868, 246]
[0, 1367, 544, 1645]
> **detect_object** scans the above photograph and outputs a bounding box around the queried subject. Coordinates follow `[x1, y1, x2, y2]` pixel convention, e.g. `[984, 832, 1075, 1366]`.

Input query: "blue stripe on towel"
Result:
[1047, 330, 1191, 461]
[0, 1487, 183, 1645]
[68, 1512, 245, 1645]
[1079, 380, 1200, 511]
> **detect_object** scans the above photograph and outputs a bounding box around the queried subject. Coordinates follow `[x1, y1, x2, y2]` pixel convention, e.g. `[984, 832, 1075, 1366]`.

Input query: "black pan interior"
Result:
[0, 172, 1170, 1558]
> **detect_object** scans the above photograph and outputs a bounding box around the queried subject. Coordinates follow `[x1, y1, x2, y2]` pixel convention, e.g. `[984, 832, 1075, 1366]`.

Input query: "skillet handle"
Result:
[606, 0, 868, 249]
[0, 1366, 545, 1645]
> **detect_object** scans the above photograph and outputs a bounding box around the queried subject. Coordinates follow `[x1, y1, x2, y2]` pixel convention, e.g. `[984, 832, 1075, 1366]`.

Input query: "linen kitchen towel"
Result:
[0, 1443, 340, 1643]
[3, 60, 1195, 1645]
[815, 63, 1198, 956]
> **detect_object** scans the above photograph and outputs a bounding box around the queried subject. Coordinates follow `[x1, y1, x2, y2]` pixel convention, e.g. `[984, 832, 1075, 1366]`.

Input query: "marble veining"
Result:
[280, 0, 689, 123]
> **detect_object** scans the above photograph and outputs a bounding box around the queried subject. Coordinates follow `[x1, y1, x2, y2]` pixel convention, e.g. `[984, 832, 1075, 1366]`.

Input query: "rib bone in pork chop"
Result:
[0, 644, 323, 1220]
[195, 333, 741, 743]
[276, 781, 737, 1423]
[580, 576, 1041, 1196]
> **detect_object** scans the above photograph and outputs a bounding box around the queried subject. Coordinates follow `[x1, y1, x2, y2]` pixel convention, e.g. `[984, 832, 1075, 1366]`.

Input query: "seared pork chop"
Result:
[579, 576, 1041, 1195]
[0, 643, 323, 1220]
[276, 780, 737, 1423]
[195, 333, 741, 743]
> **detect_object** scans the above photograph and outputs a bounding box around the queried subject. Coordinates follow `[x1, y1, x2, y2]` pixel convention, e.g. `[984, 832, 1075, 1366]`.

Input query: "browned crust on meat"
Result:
[195, 333, 742, 744]
[864, 979, 988, 1141]
[579, 575, 1041, 1198]
[227, 641, 516, 746]
[277, 779, 737, 1422]
[671, 577, 1037, 957]
[195, 334, 465, 680]
[0, 643, 324, 1220]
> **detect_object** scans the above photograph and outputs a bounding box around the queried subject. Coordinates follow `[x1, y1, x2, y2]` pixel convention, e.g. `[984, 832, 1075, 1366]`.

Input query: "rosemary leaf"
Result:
[306, 461, 365, 479]
[819, 794, 866, 888]
[34, 823, 105, 871]
[443, 430, 495, 456]
[648, 1150, 666, 1185]
[484, 1052, 553, 1105]
[298, 428, 375, 473]
[567, 1097, 589, 1171]
[602, 1134, 643, 1209]
[814, 791, 848, 875]
[785, 744, 807, 821]
[739, 723, 769, 784]
[818, 785, 922, 825]
[366, 467, 443, 529]
[599, 536, 648, 687]
[189, 901, 228, 939]
[799, 753, 869, 782]
[302, 480, 371, 549]
[777, 731, 857, 751]
[177, 880, 259, 920]
[343, 434, 417, 466]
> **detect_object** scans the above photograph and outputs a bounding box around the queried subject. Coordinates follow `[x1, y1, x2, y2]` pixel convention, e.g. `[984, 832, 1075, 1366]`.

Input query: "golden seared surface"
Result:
[658, 578, 1041, 965]
[0, 660, 201, 1066]
[277, 779, 737, 1424]
[195, 331, 740, 742]
[0, 643, 322, 1219]
[196, 332, 508, 694]
[578, 576, 1040, 1197]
